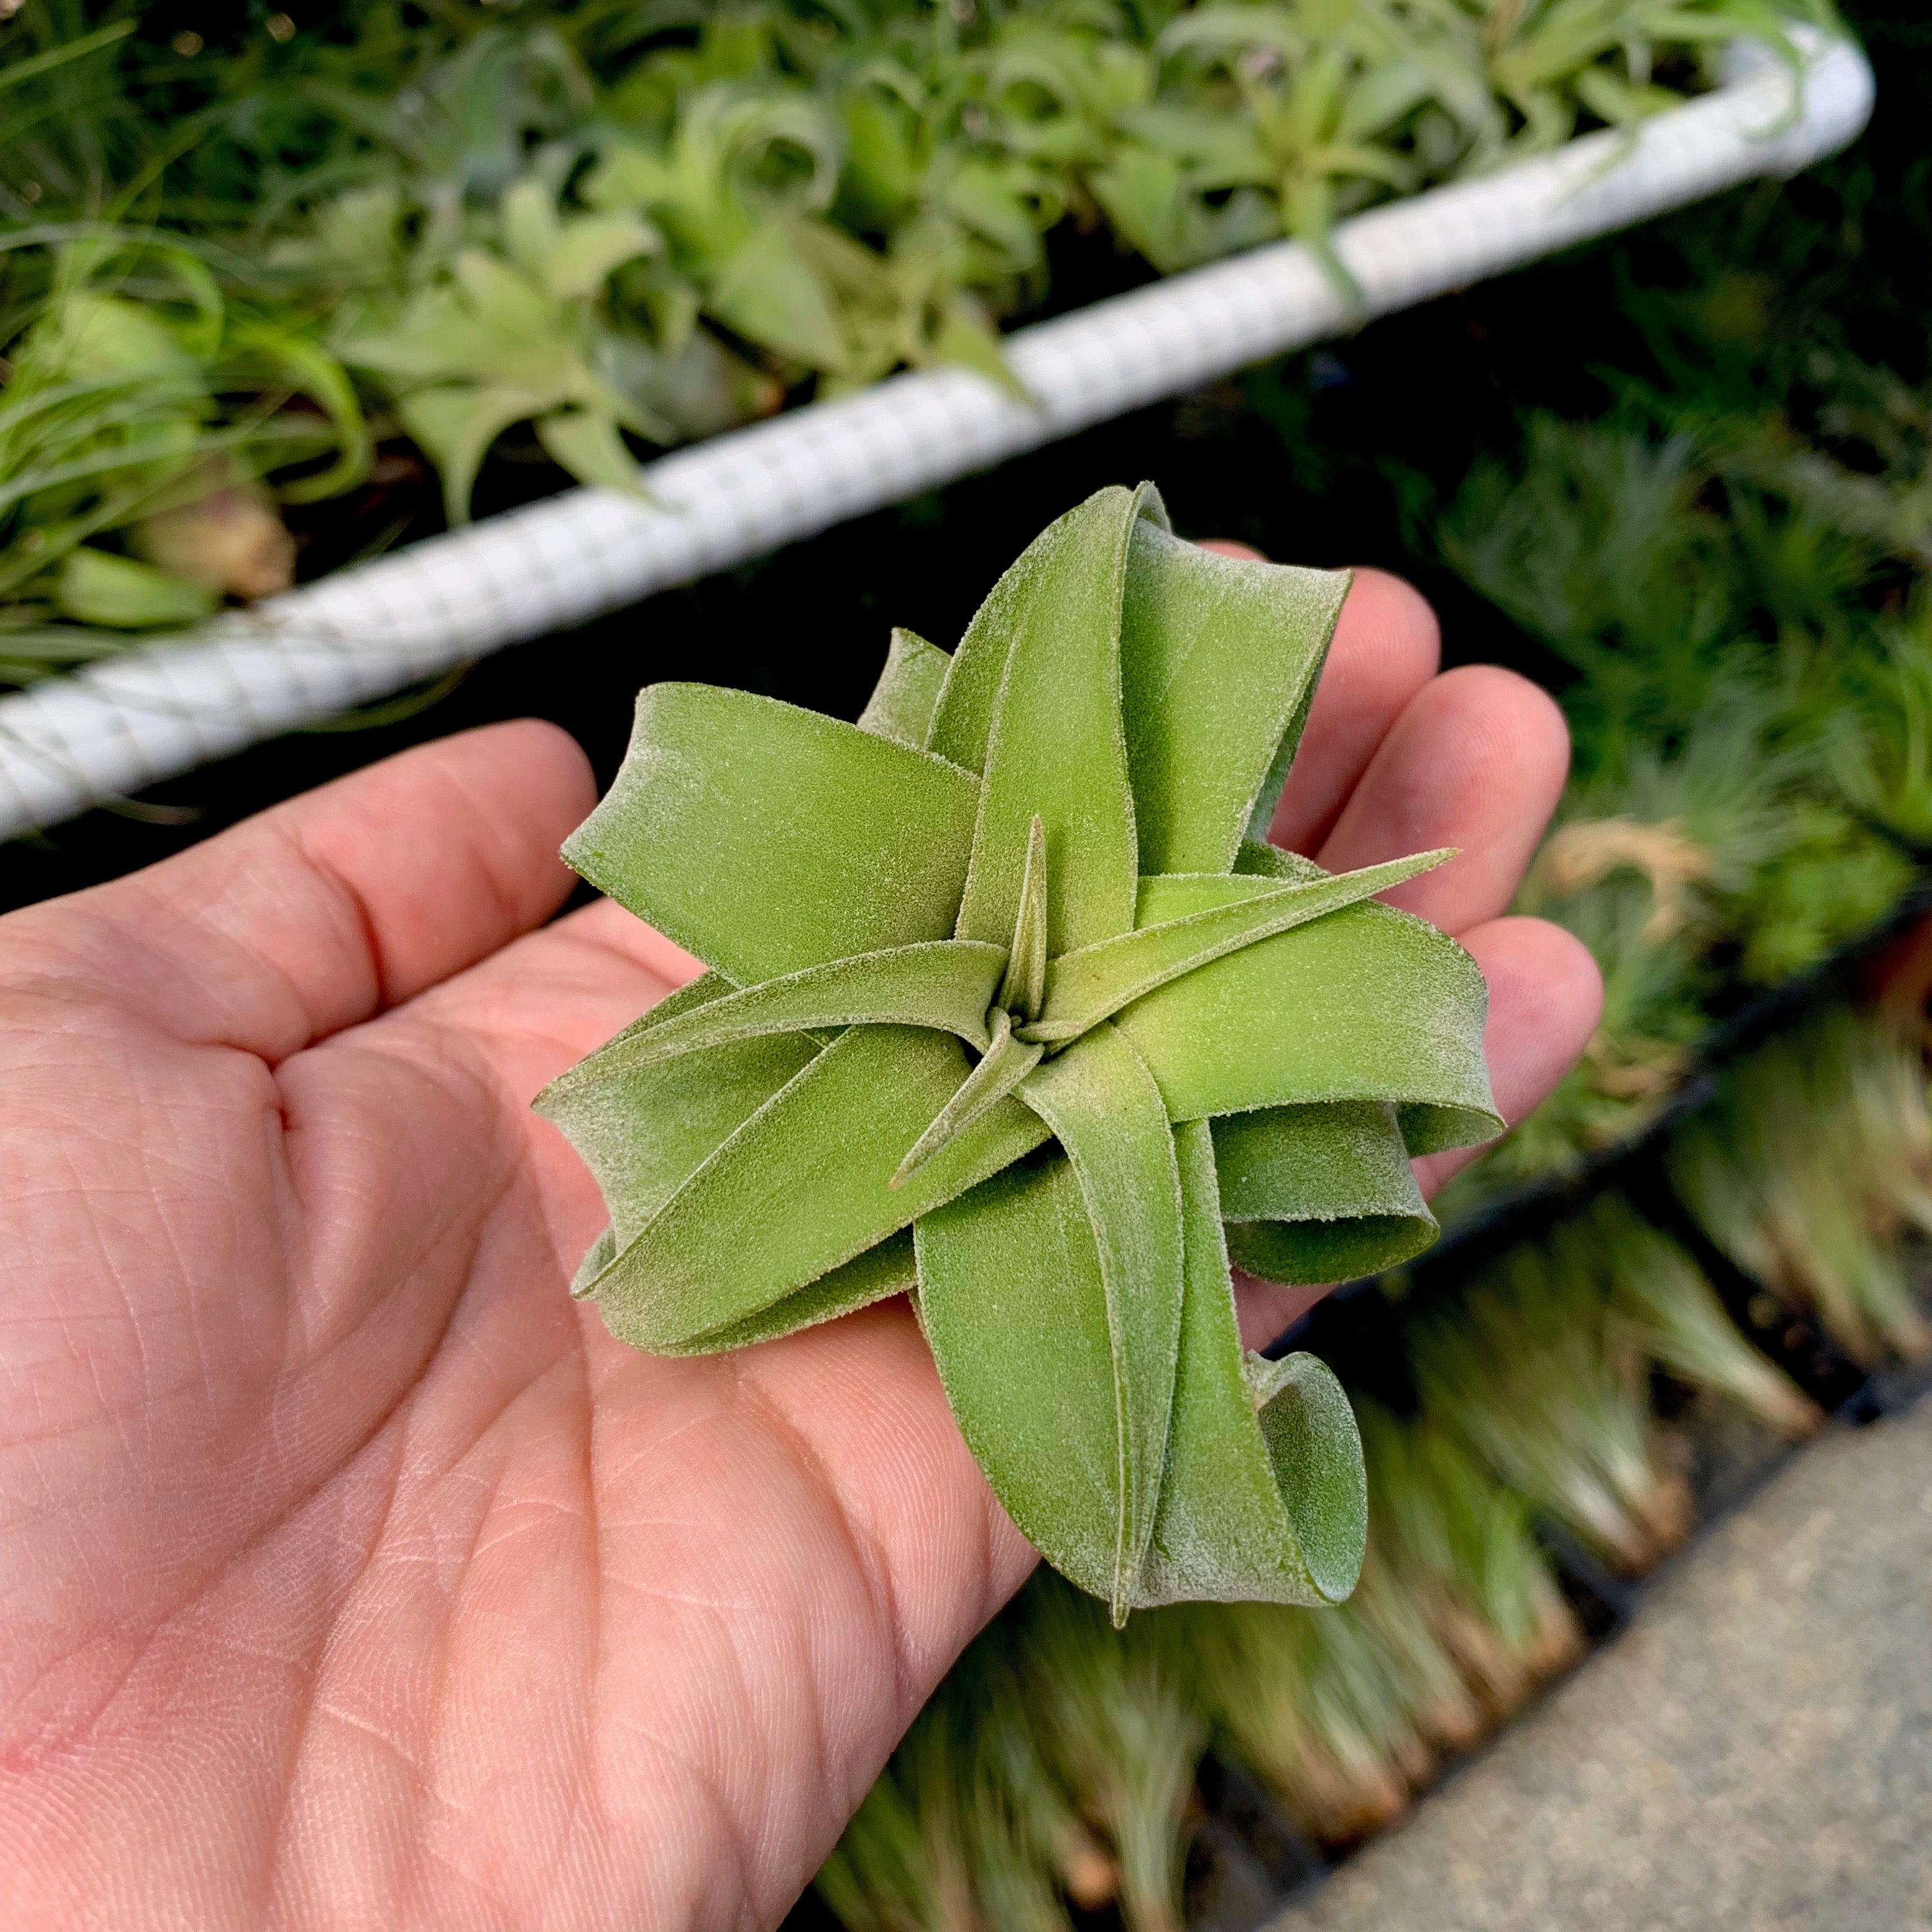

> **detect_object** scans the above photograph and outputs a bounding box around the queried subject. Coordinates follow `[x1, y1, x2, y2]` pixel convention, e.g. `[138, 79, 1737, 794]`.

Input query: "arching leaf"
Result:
[1137, 1119, 1367, 1607]
[576, 939, 1007, 1071]
[1213, 1101, 1436, 1285]
[567, 683, 979, 983]
[1024, 850, 1450, 1043]
[588, 1024, 1047, 1351]
[1018, 1020, 1188, 1621]
[1116, 873, 1500, 1146]
[1120, 523, 1349, 873]
[954, 484, 1151, 956]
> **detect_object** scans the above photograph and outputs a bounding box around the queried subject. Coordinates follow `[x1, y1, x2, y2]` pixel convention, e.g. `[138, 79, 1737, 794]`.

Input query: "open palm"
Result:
[1, 568, 1598, 1931]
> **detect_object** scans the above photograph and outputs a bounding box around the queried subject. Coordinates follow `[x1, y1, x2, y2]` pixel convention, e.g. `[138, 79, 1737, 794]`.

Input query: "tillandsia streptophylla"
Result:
[537, 484, 1502, 1622]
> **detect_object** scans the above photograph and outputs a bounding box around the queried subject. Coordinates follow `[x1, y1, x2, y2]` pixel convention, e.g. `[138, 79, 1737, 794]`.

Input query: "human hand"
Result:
[0, 567, 1598, 1931]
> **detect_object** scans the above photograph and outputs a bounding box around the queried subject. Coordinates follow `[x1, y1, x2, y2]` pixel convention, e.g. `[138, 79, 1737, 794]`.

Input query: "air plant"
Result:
[1562, 1193, 1825, 1435]
[1130, 0, 1497, 295]
[334, 177, 669, 520]
[0, 235, 365, 684]
[1177, 1590, 1431, 1848]
[815, 1752, 937, 1932]
[1480, 0, 1832, 154]
[1410, 1239, 1691, 1573]
[1354, 1402, 1583, 1719]
[1344, 1542, 1487, 1758]
[1019, 1579, 1205, 1932]
[965, 1664, 1106, 1932]
[1831, 588, 1932, 850]
[1439, 418, 1737, 765]
[1138, 1399, 1577, 1850]
[817, 1618, 1108, 1932]
[539, 484, 1501, 1620]
[1667, 1004, 1932, 1363]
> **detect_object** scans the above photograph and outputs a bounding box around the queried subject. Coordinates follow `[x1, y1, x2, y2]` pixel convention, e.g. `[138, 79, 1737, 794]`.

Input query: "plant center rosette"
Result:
[539, 484, 1501, 1623]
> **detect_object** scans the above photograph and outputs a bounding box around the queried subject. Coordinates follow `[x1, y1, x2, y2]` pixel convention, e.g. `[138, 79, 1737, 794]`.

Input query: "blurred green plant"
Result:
[0, 0, 1831, 676]
[1409, 1235, 1692, 1572]
[1668, 1002, 1932, 1363]
[817, 1575, 1193, 1932]
[0, 234, 367, 681]
[1436, 402, 1920, 1204]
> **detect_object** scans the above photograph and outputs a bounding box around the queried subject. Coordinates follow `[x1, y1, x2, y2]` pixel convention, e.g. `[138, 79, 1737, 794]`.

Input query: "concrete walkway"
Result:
[1275, 1396, 1932, 1932]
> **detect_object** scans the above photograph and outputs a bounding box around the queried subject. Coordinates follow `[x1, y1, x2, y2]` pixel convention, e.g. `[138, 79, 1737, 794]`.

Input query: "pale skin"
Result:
[0, 563, 1600, 1931]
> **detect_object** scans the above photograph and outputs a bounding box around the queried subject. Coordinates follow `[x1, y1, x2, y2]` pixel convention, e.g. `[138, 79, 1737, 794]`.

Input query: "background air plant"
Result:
[1584, 1193, 1825, 1437]
[0, 235, 366, 680]
[1023, 1581, 1205, 1932]
[0, 0, 1830, 668]
[1409, 1238, 1692, 1572]
[1432, 395, 1919, 1209]
[1667, 1002, 1932, 1363]
[1355, 1402, 1584, 1717]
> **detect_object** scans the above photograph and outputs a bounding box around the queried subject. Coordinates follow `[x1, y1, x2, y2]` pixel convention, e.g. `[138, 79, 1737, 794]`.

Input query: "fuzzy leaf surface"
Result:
[856, 626, 951, 747]
[579, 940, 1007, 1070]
[1213, 1101, 1436, 1285]
[1023, 850, 1450, 1043]
[537, 972, 820, 1254]
[1137, 1119, 1367, 1607]
[955, 484, 1148, 956]
[566, 684, 978, 983]
[916, 1151, 1134, 1609]
[1117, 873, 1501, 1145]
[1018, 1020, 1188, 1620]
[647, 1231, 918, 1357]
[893, 1009, 1044, 1184]
[1120, 523, 1349, 872]
[590, 1025, 1047, 1350]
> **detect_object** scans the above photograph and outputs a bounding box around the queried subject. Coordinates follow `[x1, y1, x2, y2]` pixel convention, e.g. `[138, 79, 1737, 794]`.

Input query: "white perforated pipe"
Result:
[0, 30, 1873, 838]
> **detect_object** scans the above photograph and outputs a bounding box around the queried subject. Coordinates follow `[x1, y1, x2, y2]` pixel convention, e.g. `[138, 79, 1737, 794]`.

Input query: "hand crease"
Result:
[726, 1361, 916, 1739]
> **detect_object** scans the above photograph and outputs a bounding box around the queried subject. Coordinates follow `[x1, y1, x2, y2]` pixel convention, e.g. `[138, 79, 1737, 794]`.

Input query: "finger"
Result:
[1269, 569, 1441, 855]
[14, 721, 595, 1062]
[1412, 914, 1603, 1196]
[1236, 912, 1602, 1347]
[1316, 665, 1569, 935]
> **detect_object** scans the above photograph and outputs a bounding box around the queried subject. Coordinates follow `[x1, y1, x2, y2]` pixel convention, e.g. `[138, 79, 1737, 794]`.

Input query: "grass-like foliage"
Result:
[1668, 1002, 1932, 1363]
[1433, 387, 1922, 1200]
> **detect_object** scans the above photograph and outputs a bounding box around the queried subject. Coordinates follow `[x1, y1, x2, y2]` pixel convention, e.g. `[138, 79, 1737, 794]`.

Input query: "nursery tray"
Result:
[0, 30, 1873, 839]
[1278, 873, 1932, 1397]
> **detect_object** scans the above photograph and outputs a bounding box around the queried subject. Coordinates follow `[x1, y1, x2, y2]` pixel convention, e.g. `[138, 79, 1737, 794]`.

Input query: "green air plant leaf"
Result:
[539, 484, 1502, 1620]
